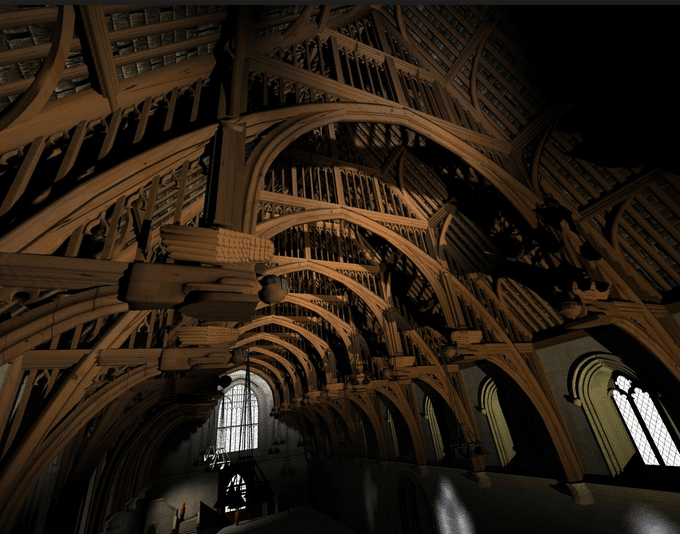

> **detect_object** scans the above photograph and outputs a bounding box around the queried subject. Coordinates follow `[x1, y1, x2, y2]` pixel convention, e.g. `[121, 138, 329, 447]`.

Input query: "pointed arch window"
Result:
[612, 373, 680, 467]
[424, 397, 445, 462]
[386, 409, 400, 458]
[569, 354, 680, 475]
[224, 474, 246, 512]
[358, 417, 368, 456]
[216, 384, 258, 453]
[479, 377, 516, 467]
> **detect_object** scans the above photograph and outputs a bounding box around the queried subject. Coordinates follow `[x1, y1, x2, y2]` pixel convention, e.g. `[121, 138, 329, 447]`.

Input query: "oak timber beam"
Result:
[250, 6, 371, 56]
[0, 54, 215, 155]
[373, 9, 446, 78]
[106, 11, 227, 44]
[317, 5, 330, 31]
[576, 169, 665, 222]
[0, 125, 216, 253]
[380, 145, 407, 177]
[228, 7, 253, 119]
[445, 8, 505, 85]
[258, 192, 429, 228]
[282, 5, 316, 40]
[77, 6, 120, 113]
[0, 6, 75, 132]
[511, 98, 572, 155]
[202, 121, 247, 230]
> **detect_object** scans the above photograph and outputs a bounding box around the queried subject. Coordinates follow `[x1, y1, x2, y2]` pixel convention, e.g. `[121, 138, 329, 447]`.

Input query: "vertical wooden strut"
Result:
[229, 7, 253, 119]
[202, 6, 252, 232]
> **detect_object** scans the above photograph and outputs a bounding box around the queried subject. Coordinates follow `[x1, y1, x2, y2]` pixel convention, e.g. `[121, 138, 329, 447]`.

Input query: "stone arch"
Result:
[482, 352, 583, 482]
[413, 379, 462, 466]
[375, 386, 427, 465]
[414, 374, 479, 438]
[479, 376, 516, 467]
[568, 352, 654, 476]
[215, 369, 274, 454]
[345, 393, 389, 461]
[477, 360, 567, 480]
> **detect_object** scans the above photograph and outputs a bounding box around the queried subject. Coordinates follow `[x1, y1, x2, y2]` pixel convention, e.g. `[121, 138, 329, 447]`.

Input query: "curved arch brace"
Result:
[240, 346, 303, 401]
[608, 317, 680, 386]
[239, 315, 333, 382]
[375, 385, 428, 465]
[259, 208, 457, 326]
[0, 286, 124, 364]
[0, 7, 75, 132]
[227, 362, 285, 407]
[233, 332, 318, 389]
[344, 393, 390, 460]
[484, 352, 584, 481]
[268, 261, 440, 365]
[0, 363, 160, 530]
[325, 399, 362, 456]
[284, 294, 372, 372]
[240, 103, 537, 234]
[415, 374, 478, 438]
[267, 261, 389, 339]
[305, 404, 340, 455]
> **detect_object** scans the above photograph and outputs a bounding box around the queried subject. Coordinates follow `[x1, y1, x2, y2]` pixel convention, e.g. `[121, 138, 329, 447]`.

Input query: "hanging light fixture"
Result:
[449, 422, 489, 458]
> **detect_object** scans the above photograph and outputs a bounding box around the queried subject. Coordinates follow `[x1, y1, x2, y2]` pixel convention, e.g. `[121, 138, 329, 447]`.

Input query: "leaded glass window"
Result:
[612, 374, 680, 467]
[216, 384, 258, 453]
[224, 474, 246, 512]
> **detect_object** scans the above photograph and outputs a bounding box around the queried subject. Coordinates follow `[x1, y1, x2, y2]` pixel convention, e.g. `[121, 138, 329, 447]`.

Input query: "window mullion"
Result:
[626, 389, 665, 466]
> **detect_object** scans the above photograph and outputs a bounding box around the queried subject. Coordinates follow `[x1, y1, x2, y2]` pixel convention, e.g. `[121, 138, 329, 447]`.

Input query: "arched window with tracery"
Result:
[569, 354, 680, 475]
[224, 474, 246, 512]
[216, 383, 258, 453]
[611, 373, 680, 467]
